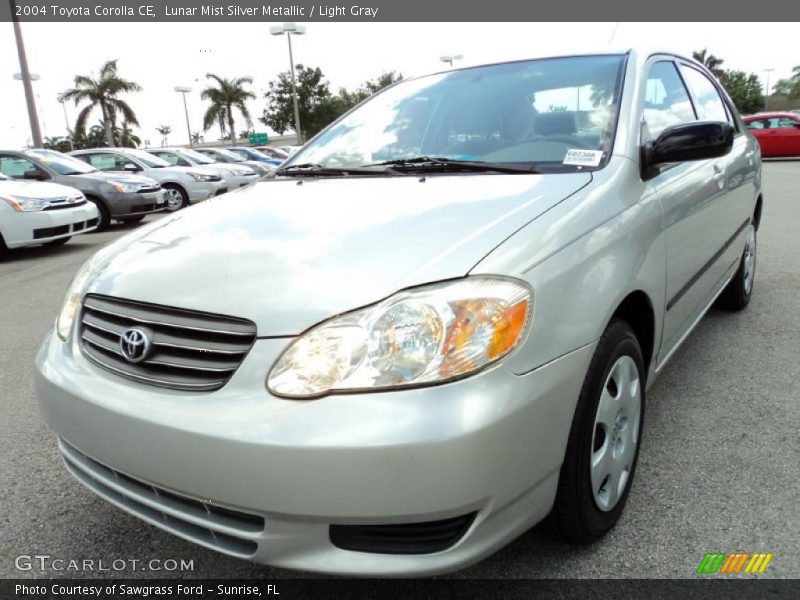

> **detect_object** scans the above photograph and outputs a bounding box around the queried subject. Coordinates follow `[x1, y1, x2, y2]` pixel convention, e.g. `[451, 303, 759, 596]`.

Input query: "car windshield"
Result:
[121, 148, 171, 168]
[179, 149, 215, 164]
[287, 55, 626, 173]
[201, 148, 241, 163]
[25, 149, 98, 175]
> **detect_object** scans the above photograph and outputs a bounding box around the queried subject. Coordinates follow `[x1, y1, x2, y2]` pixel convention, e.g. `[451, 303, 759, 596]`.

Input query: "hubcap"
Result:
[591, 355, 641, 512]
[743, 226, 756, 295]
[165, 188, 183, 211]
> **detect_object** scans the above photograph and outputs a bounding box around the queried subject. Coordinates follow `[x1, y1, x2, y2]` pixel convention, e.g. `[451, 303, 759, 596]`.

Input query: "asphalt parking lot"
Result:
[1, 162, 798, 580]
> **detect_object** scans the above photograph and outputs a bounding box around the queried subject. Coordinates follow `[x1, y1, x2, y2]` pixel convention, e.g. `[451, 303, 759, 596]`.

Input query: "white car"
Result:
[0, 172, 98, 257]
[69, 148, 227, 212]
[146, 148, 259, 189]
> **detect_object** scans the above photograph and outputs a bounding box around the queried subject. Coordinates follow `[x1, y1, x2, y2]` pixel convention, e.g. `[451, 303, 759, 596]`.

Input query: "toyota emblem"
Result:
[119, 328, 151, 363]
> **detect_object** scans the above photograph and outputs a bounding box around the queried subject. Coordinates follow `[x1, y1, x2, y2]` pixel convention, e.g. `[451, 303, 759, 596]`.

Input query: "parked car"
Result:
[227, 146, 284, 168]
[742, 112, 800, 157]
[253, 145, 290, 160]
[36, 50, 762, 576]
[146, 147, 259, 189]
[69, 148, 226, 212]
[277, 145, 302, 156]
[0, 149, 165, 229]
[193, 147, 272, 176]
[0, 171, 98, 257]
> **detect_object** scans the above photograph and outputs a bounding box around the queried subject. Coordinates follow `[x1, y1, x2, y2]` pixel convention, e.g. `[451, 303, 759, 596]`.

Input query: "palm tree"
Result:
[191, 132, 203, 145]
[156, 124, 172, 146]
[118, 122, 141, 148]
[692, 49, 725, 78]
[200, 74, 255, 143]
[59, 60, 142, 148]
[793, 66, 800, 81]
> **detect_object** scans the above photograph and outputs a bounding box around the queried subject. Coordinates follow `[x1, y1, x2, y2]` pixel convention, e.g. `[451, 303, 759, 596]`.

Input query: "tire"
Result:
[0, 232, 7, 259]
[715, 223, 756, 311]
[119, 215, 145, 224]
[163, 184, 188, 212]
[87, 196, 111, 231]
[550, 319, 645, 544]
[44, 236, 71, 247]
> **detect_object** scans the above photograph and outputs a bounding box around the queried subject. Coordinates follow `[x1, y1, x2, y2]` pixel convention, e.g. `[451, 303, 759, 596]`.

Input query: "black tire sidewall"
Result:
[555, 320, 645, 542]
[88, 197, 110, 230]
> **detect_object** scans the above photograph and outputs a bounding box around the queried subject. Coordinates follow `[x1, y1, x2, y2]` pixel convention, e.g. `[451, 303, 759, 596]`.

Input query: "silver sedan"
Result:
[36, 49, 761, 576]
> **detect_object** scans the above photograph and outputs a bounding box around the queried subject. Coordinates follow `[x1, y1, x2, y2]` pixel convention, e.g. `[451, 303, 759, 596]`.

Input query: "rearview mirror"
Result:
[642, 121, 734, 180]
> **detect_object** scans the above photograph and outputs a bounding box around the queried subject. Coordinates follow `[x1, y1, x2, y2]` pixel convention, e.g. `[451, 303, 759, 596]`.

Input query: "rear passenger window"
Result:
[679, 66, 730, 123]
[643, 61, 696, 138]
[746, 120, 766, 129]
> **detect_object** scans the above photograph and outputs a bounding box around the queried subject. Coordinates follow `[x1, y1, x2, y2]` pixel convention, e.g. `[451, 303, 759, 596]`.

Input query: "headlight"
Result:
[108, 180, 141, 193]
[187, 171, 218, 182]
[267, 277, 532, 398]
[1, 195, 50, 211]
[56, 261, 94, 341]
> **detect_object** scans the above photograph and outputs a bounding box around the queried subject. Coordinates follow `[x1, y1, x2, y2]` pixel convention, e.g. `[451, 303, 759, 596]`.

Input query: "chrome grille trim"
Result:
[60, 439, 262, 558]
[79, 294, 256, 392]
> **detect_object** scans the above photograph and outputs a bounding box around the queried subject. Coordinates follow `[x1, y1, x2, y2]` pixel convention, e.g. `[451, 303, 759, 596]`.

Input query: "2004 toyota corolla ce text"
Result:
[35, 50, 762, 576]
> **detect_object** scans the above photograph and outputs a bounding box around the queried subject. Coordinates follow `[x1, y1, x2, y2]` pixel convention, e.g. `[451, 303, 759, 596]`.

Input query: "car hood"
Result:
[0, 178, 82, 199]
[85, 173, 590, 336]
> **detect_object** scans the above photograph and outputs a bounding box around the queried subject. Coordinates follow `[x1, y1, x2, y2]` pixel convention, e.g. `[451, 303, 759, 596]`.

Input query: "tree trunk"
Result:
[228, 107, 235, 143]
[101, 103, 114, 147]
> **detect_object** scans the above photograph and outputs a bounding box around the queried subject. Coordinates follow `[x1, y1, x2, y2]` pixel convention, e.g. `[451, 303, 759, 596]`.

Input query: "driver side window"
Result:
[642, 61, 696, 139]
[0, 155, 47, 180]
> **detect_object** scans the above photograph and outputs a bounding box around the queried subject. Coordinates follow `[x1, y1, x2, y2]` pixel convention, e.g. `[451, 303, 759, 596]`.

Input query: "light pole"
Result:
[11, 2, 42, 148]
[270, 22, 305, 144]
[440, 54, 463, 68]
[763, 68, 775, 111]
[59, 98, 75, 151]
[174, 86, 193, 147]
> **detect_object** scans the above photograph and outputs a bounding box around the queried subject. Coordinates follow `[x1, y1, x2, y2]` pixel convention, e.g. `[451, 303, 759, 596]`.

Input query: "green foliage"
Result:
[719, 71, 765, 114]
[72, 121, 140, 149]
[59, 60, 142, 147]
[200, 74, 255, 143]
[772, 78, 800, 100]
[43, 136, 71, 153]
[261, 66, 402, 140]
[692, 49, 725, 78]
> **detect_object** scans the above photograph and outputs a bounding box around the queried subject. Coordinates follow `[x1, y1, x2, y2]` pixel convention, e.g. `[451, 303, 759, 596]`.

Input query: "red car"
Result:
[742, 112, 800, 157]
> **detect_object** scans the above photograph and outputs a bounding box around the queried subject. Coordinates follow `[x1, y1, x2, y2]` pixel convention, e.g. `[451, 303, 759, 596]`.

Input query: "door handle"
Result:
[712, 164, 726, 187]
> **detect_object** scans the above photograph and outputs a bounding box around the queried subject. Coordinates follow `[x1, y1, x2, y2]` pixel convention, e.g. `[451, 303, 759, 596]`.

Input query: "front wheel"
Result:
[550, 319, 645, 544]
[163, 184, 188, 212]
[715, 223, 756, 311]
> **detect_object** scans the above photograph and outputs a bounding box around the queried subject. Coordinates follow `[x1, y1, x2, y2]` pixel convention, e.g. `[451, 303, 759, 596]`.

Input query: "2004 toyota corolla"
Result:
[35, 50, 762, 576]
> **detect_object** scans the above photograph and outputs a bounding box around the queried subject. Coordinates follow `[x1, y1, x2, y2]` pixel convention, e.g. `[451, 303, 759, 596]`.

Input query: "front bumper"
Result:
[35, 330, 593, 576]
[3, 202, 99, 248]
[187, 181, 226, 203]
[105, 190, 167, 218]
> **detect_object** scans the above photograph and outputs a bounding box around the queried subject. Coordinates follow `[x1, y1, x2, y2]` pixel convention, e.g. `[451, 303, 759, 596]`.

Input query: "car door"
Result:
[770, 116, 800, 156]
[744, 118, 774, 156]
[639, 60, 734, 358]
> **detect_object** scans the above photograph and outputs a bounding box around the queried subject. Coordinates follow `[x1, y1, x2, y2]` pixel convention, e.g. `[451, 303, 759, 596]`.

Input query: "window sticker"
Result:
[563, 149, 604, 167]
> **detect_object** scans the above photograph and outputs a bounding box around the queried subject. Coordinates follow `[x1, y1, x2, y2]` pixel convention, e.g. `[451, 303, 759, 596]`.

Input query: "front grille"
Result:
[131, 203, 156, 213]
[44, 199, 87, 211]
[60, 439, 262, 557]
[329, 513, 476, 555]
[79, 294, 257, 392]
[33, 224, 70, 239]
[86, 217, 99, 228]
[73, 221, 85, 232]
[137, 186, 161, 193]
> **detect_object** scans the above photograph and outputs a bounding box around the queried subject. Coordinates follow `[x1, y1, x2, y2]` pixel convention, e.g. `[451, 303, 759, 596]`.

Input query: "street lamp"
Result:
[440, 54, 463, 67]
[59, 98, 75, 151]
[11, 3, 42, 148]
[762, 68, 775, 111]
[174, 86, 193, 147]
[270, 22, 306, 144]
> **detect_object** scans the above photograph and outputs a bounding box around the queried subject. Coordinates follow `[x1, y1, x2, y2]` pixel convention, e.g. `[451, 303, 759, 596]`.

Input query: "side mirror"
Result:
[123, 163, 140, 172]
[643, 121, 734, 179]
[23, 170, 49, 181]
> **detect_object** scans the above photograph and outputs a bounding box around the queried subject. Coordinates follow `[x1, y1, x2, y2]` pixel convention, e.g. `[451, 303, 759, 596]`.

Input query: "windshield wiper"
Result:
[366, 156, 540, 174]
[275, 163, 395, 177]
